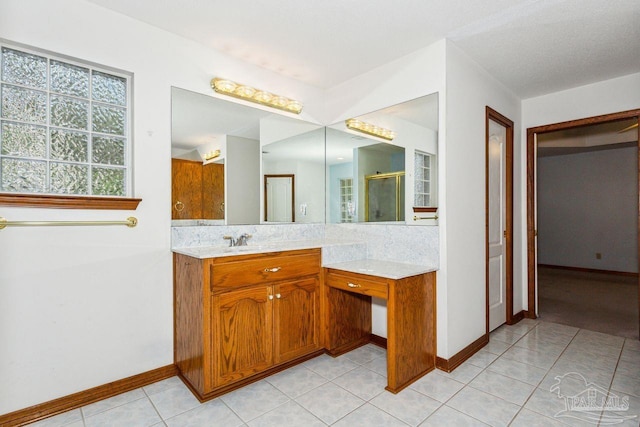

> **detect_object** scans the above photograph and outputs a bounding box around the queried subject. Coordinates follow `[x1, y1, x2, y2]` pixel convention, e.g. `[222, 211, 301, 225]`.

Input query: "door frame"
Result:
[486, 106, 515, 334]
[526, 109, 640, 325]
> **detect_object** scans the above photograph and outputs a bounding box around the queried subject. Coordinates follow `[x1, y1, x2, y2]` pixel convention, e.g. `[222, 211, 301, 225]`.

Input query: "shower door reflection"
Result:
[365, 172, 405, 222]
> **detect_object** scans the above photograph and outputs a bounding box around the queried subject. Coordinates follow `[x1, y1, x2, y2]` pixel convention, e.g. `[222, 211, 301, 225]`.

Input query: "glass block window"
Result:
[0, 44, 131, 197]
[414, 151, 433, 207]
[339, 177, 354, 223]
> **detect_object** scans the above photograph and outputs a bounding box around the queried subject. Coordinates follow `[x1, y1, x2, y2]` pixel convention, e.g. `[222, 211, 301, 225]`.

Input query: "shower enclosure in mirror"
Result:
[325, 93, 438, 224]
[365, 171, 405, 222]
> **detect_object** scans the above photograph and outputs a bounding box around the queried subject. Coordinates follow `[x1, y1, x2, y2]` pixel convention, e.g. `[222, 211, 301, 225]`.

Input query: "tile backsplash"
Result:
[171, 223, 325, 248]
[325, 223, 439, 267]
[171, 223, 438, 267]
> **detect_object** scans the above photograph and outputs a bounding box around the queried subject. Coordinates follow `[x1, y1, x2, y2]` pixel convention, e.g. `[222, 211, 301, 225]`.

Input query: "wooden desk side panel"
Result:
[174, 254, 208, 394]
[387, 272, 436, 392]
[324, 286, 372, 355]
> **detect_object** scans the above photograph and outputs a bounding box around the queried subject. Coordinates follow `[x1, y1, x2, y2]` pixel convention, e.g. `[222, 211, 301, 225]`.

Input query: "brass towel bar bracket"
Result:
[413, 215, 439, 221]
[0, 216, 138, 230]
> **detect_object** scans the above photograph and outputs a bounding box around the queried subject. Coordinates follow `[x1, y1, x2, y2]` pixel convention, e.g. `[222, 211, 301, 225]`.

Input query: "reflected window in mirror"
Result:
[339, 178, 354, 223]
[414, 150, 435, 207]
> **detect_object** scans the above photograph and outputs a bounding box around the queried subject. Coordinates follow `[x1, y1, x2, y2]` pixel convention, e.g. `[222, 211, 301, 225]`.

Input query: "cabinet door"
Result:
[274, 277, 320, 363]
[171, 159, 203, 219]
[202, 163, 224, 219]
[213, 286, 273, 386]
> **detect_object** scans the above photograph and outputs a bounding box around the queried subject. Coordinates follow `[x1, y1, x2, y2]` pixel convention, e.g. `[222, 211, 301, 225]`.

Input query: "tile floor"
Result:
[27, 319, 640, 427]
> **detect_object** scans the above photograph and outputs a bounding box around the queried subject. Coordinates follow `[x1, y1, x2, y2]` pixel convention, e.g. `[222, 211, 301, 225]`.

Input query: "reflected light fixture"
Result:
[345, 118, 395, 141]
[211, 78, 303, 114]
[204, 149, 221, 161]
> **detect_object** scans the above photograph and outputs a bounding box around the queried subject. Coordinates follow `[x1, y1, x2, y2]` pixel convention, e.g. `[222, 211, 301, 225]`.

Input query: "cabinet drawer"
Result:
[212, 250, 320, 292]
[325, 270, 388, 299]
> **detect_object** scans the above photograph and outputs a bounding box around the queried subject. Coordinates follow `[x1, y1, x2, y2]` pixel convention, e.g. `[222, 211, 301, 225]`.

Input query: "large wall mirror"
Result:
[325, 93, 439, 224]
[171, 87, 324, 225]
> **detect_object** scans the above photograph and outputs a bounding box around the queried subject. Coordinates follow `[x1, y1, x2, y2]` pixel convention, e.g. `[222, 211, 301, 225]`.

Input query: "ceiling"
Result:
[85, 0, 640, 98]
[537, 118, 638, 157]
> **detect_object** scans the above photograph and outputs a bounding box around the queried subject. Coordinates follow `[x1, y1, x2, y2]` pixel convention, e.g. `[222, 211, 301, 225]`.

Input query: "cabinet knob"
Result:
[268, 294, 274, 300]
[174, 200, 184, 211]
[347, 282, 361, 288]
[264, 267, 281, 273]
[276, 293, 281, 299]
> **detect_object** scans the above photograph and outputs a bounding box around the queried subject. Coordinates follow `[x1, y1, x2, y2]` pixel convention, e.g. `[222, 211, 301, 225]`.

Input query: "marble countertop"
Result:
[171, 238, 363, 259]
[324, 259, 437, 280]
[172, 239, 437, 279]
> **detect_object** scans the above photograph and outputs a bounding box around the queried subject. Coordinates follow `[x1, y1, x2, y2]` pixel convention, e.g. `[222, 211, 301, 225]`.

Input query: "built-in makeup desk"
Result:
[322, 259, 437, 393]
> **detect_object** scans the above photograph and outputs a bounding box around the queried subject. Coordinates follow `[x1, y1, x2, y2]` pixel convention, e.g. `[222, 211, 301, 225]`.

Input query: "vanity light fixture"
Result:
[204, 149, 221, 161]
[345, 118, 395, 141]
[211, 78, 303, 114]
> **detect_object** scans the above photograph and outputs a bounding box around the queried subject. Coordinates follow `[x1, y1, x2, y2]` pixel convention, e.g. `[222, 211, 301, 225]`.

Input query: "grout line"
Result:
[218, 395, 249, 426]
[78, 405, 86, 427]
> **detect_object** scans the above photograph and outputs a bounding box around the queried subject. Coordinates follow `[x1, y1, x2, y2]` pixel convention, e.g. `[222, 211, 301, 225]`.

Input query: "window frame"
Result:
[413, 150, 435, 209]
[339, 177, 354, 223]
[0, 40, 139, 210]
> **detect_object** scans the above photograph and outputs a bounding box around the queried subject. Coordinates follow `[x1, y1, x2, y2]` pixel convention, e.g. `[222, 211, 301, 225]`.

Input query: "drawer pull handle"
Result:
[347, 282, 361, 288]
[276, 293, 281, 299]
[264, 267, 281, 273]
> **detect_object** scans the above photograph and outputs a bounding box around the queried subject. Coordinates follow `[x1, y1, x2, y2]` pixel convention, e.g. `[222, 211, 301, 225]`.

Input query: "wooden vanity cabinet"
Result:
[213, 285, 273, 386]
[273, 277, 321, 363]
[323, 268, 437, 393]
[174, 248, 322, 401]
[213, 276, 320, 386]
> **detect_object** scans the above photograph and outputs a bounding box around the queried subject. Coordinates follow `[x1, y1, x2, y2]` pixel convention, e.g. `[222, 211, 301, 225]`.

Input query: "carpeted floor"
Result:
[538, 266, 639, 340]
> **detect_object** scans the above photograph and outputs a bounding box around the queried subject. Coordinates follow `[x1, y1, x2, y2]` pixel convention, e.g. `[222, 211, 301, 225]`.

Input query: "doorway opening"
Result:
[264, 174, 295, 222]
[526, 109, 640, 338]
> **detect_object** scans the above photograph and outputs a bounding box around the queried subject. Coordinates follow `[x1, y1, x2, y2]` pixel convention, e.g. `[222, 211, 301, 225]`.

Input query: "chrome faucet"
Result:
[236, 233, 251, 246]
[223, 233, 252, 247]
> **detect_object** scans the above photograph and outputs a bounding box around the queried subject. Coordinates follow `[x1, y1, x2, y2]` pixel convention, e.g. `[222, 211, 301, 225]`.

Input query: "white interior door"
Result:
[266, 176, 293, 222]
[488, 119, 507, 331]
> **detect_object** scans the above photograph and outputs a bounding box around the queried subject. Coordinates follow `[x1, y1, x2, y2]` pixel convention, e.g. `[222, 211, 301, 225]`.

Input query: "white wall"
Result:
[444, 41, 521, 356]
[537, 147, 638, 273]
[325, 42, 447, 353]
[522, 73, 640, 128]
[0, 0, 323, 414]
[324, 38, 523, 358]
[226, 136, 260, 225]
[521, 72, 640, 313]
[326, 39, 522, 357]
[6, 0, 596, 412]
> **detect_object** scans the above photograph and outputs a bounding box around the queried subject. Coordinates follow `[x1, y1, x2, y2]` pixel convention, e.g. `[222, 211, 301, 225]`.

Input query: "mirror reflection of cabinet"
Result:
[171, 159, 224, 220]
[203, 162, 225, 219]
